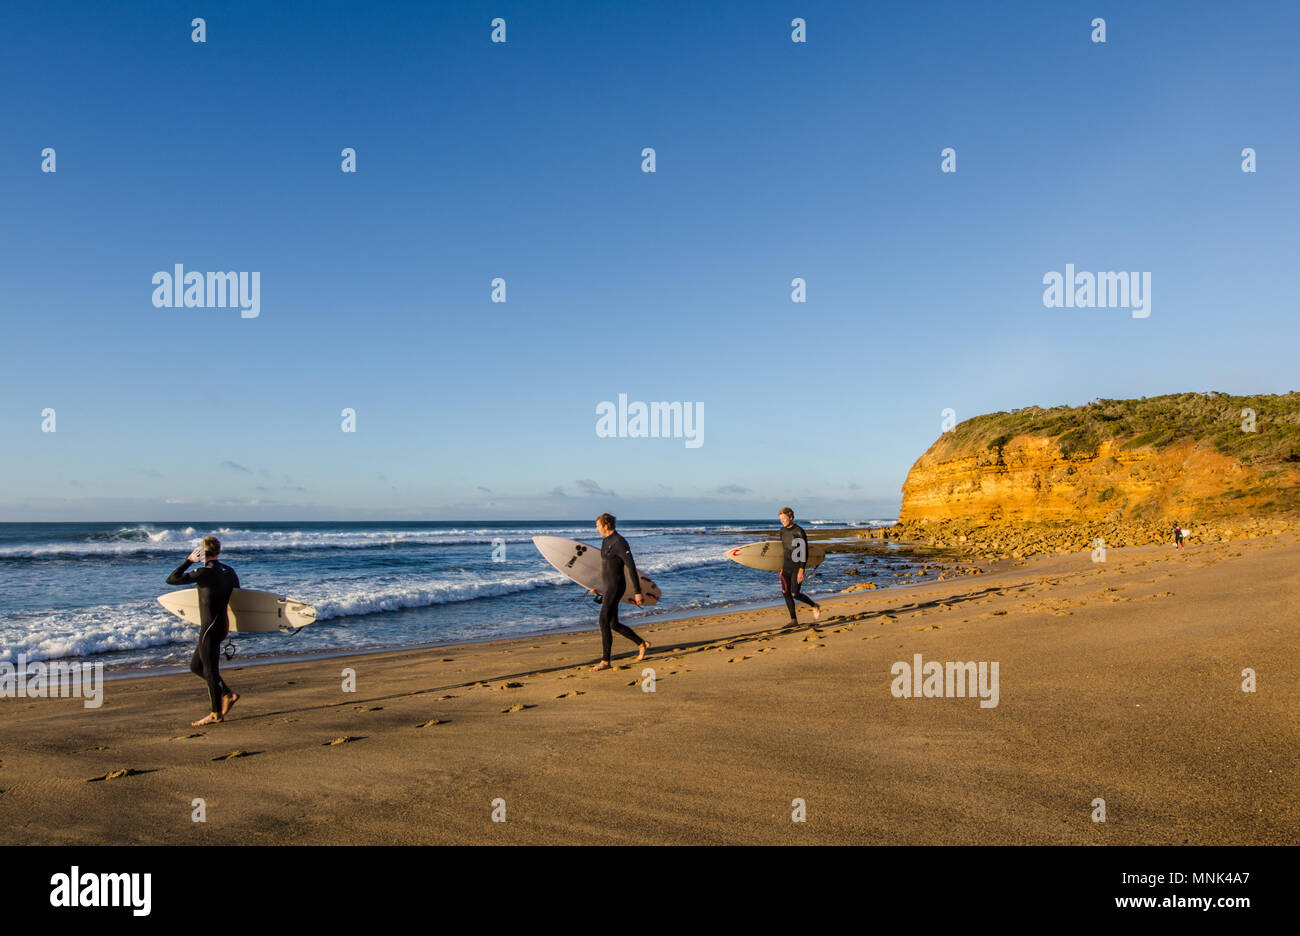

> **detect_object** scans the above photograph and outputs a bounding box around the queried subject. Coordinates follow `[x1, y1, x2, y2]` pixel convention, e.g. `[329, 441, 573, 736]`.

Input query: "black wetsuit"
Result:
[778, 522, 819, 620]
[167, 558, 240, 713]
[598, 532, 644, 662]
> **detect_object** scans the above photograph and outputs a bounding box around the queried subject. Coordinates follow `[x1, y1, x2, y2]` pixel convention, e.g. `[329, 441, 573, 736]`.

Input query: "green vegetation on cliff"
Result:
[937, 392, 1300, 465]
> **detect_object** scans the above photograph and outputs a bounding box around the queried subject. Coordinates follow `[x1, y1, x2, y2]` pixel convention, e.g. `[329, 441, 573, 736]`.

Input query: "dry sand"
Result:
[3, 534, 1297, 844]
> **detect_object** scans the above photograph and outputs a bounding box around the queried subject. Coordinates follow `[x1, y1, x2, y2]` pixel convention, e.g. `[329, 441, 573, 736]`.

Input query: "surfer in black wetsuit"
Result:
[589, 513, 652, 671]
[166, 536, 241, 726]
[778, 508, 821, 627]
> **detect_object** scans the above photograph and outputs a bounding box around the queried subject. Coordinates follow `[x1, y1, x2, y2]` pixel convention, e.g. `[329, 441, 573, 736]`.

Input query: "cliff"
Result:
[899, 392, 1300, 524]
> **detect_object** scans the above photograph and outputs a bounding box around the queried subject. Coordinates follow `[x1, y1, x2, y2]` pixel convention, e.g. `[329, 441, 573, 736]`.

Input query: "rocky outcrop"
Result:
[860, 516, 1293, 559]
[899, 438, 1281, 523]
[898, 393, 1300, 524]
[872, 392, 1300, 559]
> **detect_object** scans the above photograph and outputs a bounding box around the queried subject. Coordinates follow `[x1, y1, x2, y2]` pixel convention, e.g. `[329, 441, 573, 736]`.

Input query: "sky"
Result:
[2, 0, 1297, 521]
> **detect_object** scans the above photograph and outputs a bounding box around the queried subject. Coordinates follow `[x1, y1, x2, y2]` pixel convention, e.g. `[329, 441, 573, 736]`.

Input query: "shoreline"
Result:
[96, 567, 956, 680]
[50, 524, 945, 679]
[93, 592, 823, 681]
[4, 532, 1297, 845]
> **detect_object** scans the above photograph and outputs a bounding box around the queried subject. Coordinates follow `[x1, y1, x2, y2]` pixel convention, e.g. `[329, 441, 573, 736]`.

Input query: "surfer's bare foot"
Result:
[637, 641, 651, 661]
[191, 712, 222, 727]
[590, 660, 612, 672]
[783, 619, 800, 629]
[812, 605, 822, 622]
[221, 692, 239, 716]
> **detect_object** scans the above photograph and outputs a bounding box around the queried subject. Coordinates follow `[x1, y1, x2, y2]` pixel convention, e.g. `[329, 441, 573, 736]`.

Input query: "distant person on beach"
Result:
[588, 513, 651, 671]
[166, 536, 240, 726]
[1172, 523, 1185, 549]
[778, 508, 821, 627]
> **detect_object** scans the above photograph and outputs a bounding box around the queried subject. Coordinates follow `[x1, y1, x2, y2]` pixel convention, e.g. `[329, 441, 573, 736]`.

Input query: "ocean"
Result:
[0, 519, 914, 671]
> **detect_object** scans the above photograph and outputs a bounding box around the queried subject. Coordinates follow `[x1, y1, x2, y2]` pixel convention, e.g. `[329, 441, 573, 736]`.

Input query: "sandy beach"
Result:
[3, 532, 1297, 846]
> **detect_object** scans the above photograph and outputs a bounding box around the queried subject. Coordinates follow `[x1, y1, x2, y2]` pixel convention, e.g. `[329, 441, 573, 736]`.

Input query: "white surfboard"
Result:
[532, 536, 661, 606]
[157, 588, 318, 633]
[725, 540, 826, 572]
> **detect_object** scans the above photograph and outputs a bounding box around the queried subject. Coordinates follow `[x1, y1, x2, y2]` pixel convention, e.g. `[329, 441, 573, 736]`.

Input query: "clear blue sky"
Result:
[2, 0, 1297, 521]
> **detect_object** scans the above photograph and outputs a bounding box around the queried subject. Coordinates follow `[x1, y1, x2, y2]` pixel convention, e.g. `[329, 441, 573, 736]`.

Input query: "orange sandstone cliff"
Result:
[898, 393, 1300, 525]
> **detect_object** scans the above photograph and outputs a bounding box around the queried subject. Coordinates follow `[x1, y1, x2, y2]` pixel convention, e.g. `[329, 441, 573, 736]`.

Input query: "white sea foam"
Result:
[0, 523, 735, 559]
[0, 604, 191, 664]
[0, 525, 604, 558]
[306, 549, 727, 620]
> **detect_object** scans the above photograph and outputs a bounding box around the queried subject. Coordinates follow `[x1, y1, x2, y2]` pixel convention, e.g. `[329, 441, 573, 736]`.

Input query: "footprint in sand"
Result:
[436, 694, 458, 700]
[555, 691, 585, 699]
[757, 647, 775, 654]
[494, 682, 525, 690]
[863, 634, 883, 640]
[727, 656, 752, 663]
[170, 734, 204, 740]
[911, 624, 941, 631]
[87, 768, 145, 782]
[502, 704, 535, 713]
[356, 705, 384, 712]
[211, 750, 256, 761]
[414, 719, 446, 727]
[324, 736, 362, 746]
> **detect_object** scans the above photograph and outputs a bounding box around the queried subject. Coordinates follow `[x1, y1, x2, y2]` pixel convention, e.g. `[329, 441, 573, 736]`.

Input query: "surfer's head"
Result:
[202, 536, 221, 559]
[596, 513, 616, 536]
[779, 508, 794, 527]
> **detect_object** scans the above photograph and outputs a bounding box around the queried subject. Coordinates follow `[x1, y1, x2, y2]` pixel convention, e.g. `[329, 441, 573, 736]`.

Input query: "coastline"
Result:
[3, 531, 1297, 845]
[73, 524, 944, 678]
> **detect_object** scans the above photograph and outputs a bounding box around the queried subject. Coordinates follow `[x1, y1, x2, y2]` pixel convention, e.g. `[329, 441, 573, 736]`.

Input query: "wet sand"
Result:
[2, 533, 1297, 844]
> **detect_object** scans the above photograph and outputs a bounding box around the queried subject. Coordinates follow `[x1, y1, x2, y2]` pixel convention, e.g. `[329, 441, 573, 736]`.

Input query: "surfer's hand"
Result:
[796, 569, 804, 584]
[588, 588, 597, 595]
[188, 547, 205, 563]
[633, 593, 644, 606]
